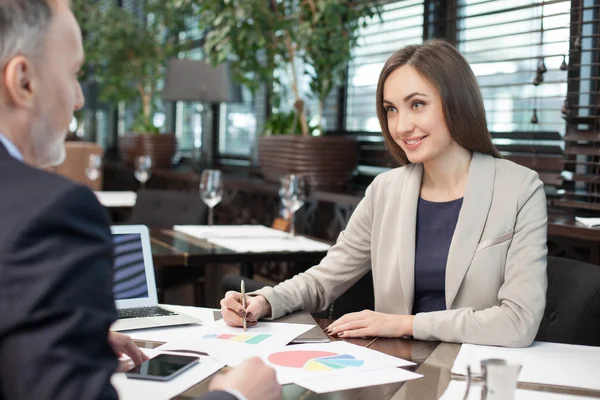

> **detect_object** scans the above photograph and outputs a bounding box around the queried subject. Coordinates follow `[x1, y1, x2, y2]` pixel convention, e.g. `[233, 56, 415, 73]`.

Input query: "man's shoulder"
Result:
[0, 159, 108, 238]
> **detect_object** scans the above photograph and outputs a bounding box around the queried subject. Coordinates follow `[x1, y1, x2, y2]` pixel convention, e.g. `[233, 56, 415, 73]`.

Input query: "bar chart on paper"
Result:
[202, 333, 272, 345]
[268, 351, 365, 371]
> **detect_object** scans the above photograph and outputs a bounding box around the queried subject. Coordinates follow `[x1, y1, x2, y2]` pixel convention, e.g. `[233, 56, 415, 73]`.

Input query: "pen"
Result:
[241, 280, 247, 332]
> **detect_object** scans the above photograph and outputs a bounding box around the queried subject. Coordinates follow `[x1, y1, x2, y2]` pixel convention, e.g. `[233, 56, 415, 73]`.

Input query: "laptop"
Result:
[110, 225, 200, 331]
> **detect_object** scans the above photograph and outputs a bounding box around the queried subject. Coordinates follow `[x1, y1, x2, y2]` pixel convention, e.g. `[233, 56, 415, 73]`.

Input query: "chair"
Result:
[128, 189, 208, 305]
[129, 189, 207, 227]
[54, 142, 104, 190]
[535, 256, 600, 346]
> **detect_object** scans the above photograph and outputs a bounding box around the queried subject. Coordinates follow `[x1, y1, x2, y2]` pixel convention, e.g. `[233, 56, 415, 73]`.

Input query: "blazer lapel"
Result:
[445, 152, 496, 308]
[398, 163, 422, 314]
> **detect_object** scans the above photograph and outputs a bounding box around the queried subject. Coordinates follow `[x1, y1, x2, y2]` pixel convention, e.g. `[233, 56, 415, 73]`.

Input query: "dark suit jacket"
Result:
[0, 142, 119, 399]
[0, 143, 240, 400]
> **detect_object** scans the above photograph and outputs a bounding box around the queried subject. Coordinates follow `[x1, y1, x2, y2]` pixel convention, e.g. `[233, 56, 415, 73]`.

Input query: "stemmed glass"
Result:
[134, 155, 152, 188]
[85, 154, 102, 183]
[200, 169, 223, 226]
[279, 174, 306, 239]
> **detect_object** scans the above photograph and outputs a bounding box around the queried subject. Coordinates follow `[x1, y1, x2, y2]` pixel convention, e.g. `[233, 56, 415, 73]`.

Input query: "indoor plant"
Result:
[199, 0, 382, 189]
[73, 0, 200, 168]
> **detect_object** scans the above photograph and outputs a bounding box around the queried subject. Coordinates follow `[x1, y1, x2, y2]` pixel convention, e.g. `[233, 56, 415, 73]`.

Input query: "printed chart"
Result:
[202, 333, 272, 345]
[268, 350, 364, 371]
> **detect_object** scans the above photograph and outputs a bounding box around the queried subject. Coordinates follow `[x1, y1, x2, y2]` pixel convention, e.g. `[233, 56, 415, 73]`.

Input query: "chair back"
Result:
[54, 142, 104, 190]
[129, 189, 207, 228]
[535, 256, 600, 346]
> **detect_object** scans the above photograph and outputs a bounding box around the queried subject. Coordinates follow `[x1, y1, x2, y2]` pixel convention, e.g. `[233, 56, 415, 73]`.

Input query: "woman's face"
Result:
[383, 65, 455, 164]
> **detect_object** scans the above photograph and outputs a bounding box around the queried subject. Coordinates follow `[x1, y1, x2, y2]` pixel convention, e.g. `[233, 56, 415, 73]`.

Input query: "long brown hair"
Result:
[376, 39, 501, 165]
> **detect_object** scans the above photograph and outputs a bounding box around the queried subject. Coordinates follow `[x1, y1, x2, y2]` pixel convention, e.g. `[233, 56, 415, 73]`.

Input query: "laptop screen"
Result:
[113, 233, 150, 300]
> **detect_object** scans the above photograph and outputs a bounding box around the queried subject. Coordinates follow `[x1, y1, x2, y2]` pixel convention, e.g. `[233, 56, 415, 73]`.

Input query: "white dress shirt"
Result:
[0, 132, 23, 162]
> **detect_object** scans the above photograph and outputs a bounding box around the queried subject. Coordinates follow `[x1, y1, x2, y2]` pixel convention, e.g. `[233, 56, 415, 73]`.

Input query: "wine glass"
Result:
[279, 174, 306, 238]
[134, 155, 152, 188]
[199, 169, 223, 226]
[85, 153, 102, 183]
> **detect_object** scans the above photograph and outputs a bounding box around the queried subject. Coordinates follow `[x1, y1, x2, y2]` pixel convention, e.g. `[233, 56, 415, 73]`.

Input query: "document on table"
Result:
[575, 217, 600, 228]
[94, 191, 137, 207]
[296, 367, 422, 393]
[111, 349, 224, 400]
[173, 225, 289, 239]
[439, 380, 593, 400]
[158, 319, 314, 356]
[452, 342, 600, 391]
[210, 341, 415, 385]
[207, 236, 331, 253]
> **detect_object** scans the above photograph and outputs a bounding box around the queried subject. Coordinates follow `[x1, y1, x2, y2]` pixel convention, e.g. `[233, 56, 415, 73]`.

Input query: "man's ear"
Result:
[3, 56, 37, 109]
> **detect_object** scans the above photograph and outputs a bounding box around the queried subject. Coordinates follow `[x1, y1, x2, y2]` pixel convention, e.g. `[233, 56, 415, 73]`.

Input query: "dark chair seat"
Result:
[535, 256, 600, 346]
[129, 189, 207, 227]
[128, 189, 208, 305]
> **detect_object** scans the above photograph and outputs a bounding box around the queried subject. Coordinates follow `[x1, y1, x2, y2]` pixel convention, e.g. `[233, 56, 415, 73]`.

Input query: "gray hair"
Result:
[0, 0, 53, 68]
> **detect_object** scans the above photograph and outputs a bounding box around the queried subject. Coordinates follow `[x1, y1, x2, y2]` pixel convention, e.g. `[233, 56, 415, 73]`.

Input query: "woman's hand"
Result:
[220, 292, 272, 327]
[324, 310, 415, 338]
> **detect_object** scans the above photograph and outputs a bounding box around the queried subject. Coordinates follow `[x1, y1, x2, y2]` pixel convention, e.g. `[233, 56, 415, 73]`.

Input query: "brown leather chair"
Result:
[54, 142, 104, 190]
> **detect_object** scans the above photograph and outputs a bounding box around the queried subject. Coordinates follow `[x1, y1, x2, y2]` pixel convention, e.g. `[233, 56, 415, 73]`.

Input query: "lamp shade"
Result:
[162, 59, 242, 103]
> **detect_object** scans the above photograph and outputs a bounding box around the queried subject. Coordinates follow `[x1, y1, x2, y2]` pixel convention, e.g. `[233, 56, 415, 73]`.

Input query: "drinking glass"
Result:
[85, 153, 102, 182]
[134, 155, 152, 188]
[279, 174, 306, 238]
[200, 169, 223, 226]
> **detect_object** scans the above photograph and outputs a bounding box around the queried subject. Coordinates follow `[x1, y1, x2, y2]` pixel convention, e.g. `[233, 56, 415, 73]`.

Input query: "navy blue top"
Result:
[412, 197, 463, 314]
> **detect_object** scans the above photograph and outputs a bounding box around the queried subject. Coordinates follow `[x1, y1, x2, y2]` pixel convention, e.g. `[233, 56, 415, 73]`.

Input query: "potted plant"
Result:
[73, 0, 200, 168]
[200, 0, 381, 190]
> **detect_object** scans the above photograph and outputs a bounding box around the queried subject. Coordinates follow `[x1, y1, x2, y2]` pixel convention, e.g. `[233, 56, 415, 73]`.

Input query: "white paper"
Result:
[207, 236, 331, 253]
[159, 319, 314, 356]
[452, 342, 600, 391]
[439, 380, 592, 400]
[575, 217, 600, 228]
[297, 367, 422, 393]
[173, 225, 289, 239]
[94, 191, 137, 207]
[211, 341, 415, 385]
[126, 306, 216, 343]
[111, 349, 224, 400]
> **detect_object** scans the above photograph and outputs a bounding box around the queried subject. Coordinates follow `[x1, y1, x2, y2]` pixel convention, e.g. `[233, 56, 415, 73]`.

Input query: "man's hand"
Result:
[108, 332, 150, 372]
[324, 310, 415, 338]
[209, 357, 281, 400]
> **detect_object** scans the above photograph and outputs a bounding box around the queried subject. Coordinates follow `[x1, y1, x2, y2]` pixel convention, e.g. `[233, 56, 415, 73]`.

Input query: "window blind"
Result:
[457, 0, 572, 192]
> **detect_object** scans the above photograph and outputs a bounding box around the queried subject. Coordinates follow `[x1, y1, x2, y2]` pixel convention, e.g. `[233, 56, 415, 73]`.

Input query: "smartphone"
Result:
[125, 354, 200, 381]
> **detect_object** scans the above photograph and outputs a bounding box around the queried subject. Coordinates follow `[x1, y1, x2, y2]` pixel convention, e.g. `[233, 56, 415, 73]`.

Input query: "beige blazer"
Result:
[255, 152, 548, 347]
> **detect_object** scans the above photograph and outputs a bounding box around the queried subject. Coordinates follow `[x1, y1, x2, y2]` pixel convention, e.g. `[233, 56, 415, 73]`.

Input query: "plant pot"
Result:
[119, 133, 177, 169]
[258, 135, 359, 191]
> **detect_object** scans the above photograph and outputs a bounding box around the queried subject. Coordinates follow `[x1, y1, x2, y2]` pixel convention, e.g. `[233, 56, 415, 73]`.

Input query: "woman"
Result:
[220, 40, 548, 347]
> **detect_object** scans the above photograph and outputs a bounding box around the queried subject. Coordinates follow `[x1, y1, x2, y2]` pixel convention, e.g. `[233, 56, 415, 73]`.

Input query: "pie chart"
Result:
[268, 350, 365, 371]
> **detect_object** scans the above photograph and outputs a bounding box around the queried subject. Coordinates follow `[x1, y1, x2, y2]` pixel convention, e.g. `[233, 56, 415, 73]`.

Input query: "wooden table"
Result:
[150, 228, 329, 276]
[132, 315, 600, 400]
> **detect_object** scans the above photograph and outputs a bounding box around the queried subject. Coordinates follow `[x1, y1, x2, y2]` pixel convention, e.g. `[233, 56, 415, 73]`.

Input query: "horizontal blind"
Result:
[555, 0, 600, 212]
[458, 0, 572, 192]
[346, 0, 425, 132]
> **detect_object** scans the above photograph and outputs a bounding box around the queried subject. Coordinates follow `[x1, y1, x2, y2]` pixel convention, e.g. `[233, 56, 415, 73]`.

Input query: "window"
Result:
[346, 0, 425, 132]
[458, 0, 571, 135]
[458, 0, 571, 192]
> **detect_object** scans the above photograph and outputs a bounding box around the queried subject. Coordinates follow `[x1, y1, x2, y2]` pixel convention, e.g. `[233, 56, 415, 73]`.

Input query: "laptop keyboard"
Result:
[118, 306, 177, 320]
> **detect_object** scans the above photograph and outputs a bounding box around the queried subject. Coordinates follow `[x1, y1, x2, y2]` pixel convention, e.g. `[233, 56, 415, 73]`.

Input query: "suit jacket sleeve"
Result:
[413, 171, 548, 347]
[0, 185, 119, 399]
[253, 177, 378, 319]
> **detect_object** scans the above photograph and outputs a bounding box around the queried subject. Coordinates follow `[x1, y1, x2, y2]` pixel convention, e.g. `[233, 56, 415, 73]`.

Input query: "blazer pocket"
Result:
[475, 231, 514, 252]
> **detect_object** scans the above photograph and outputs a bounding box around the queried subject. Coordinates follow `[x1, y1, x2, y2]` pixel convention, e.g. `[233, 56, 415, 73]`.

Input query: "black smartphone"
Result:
[125, 354, 200, 381]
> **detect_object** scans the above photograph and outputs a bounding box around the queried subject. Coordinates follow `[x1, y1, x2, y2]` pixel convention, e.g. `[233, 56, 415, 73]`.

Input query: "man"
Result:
[0, 1, 280, 399]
